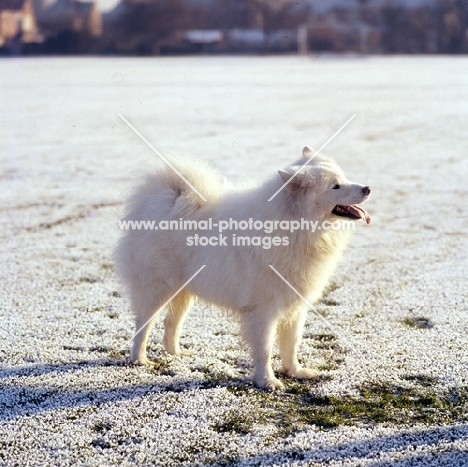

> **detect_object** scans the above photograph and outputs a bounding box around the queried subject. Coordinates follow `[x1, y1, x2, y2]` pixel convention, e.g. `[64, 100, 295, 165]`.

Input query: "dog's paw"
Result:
[165, 346, 192, 357]
[255, 376, 285, 391]
[130, 356, 153, 366]
[285, 367, 319, 380]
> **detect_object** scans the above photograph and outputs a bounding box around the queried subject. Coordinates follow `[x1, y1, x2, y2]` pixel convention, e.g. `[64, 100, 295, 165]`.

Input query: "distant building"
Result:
[38, 0, 101, 53]
[299, 14, 381, 54]
[39, 0, 101, 37]
[102, 0, 186, 55]
[0, 0, 42, 53]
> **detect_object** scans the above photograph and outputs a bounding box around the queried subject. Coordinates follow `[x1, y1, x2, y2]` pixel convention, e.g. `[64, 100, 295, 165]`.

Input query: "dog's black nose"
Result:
[362, 186, 371, 196]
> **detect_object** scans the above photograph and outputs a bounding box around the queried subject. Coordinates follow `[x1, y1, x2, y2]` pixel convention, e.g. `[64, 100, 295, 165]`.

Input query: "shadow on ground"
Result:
[0, 358, 252, 422]
[2, 359, 468, 466]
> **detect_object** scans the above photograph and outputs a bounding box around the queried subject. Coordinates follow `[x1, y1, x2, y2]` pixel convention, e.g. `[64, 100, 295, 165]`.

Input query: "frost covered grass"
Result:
[1, 55, 468, 465]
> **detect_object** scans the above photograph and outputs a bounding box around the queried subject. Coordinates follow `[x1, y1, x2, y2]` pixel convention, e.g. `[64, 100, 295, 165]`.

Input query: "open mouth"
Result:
[332, 205, 371, 224]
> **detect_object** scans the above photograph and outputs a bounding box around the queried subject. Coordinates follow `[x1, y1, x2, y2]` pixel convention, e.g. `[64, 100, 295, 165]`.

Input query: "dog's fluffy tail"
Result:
[124, 155, 223, 219]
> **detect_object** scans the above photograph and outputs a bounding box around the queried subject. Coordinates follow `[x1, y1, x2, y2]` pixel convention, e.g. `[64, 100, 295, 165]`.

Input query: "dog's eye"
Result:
[332, 184, 340, 190]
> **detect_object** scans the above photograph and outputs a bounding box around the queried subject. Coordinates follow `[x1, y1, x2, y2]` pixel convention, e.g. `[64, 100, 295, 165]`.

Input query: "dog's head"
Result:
[278, 146, 371, 224]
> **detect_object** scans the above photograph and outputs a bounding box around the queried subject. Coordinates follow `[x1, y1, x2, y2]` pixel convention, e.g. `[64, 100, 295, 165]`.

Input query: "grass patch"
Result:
[317, 359, 343, 372]
[63, 345, 85, 351]
[402, 316, 434, 329]
[101, 262, 114, 271]
[321, 281, 340, 299]
[91, 420, 113, 433]
[170, 434, 224, 465]
[79, 276, 100, 284]
[85, 305, 103, 313]
[107, 349, 127, 359]
[149, 356, 175, 376]
[161, 364, 466, 436]
[89, 346, 110, 353]
[301, 333, 346, 373]
[211, 410, 254, 435]
[247, 379, 468, 436]
[402, 374, 438, 387]
[107, 308, 119, 319]
[197, 365, 238, 389]
[65, 407, 92, 420]
[306, 333, 345, 353]
[320, 298, 340, 306]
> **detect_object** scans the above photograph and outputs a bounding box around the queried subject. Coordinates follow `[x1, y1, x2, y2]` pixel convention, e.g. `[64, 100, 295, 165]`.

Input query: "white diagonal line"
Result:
[131, 265, 206, 342]
[118, 113, 207, 202]
[268, 114, 356, 201]
[268, 264, 358, 353]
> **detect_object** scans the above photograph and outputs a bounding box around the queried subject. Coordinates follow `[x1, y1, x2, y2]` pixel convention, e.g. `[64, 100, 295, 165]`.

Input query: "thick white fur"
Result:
[115, 148, 370, 390]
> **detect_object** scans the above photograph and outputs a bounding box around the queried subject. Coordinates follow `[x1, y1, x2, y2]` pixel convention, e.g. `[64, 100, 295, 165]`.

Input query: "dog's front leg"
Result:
[278, 308, 318, 380]
[241, 311, 284, 390]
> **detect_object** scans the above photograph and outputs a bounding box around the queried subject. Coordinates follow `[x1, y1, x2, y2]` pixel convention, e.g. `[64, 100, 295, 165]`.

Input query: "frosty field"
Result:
[1, 55, 468, 466]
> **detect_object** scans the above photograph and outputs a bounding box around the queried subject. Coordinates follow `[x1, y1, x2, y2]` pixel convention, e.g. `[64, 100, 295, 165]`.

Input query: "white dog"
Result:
[115, 147, 371, 390]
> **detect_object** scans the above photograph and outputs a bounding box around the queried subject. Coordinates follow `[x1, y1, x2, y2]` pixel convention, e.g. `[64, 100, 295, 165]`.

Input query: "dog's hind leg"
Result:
[163, 290, 193, 356]
[130, 285, 171, 366]
[241, 311, 284, 390]
[277, 307, 318, 380]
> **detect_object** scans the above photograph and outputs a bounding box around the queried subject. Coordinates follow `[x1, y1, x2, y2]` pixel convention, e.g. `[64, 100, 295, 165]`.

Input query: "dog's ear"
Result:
[278, 169, 292, 184]
[278, 169, 304, 191]
[302, 146, 315, 160]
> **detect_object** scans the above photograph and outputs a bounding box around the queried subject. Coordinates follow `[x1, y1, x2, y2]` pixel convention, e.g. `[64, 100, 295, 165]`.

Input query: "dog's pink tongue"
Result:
[349, 205, 371, 225]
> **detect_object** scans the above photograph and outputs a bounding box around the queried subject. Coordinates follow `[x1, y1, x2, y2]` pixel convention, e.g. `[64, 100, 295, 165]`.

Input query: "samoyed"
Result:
[115, 147, 371, 390]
